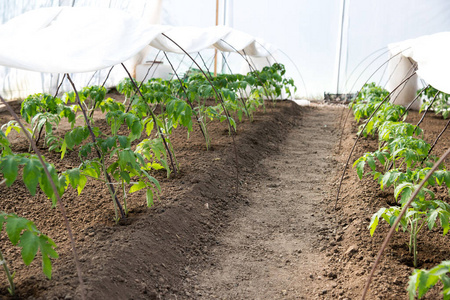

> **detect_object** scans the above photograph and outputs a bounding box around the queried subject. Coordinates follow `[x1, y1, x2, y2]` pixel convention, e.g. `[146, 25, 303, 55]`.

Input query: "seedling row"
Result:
[0, 63, 296, 295]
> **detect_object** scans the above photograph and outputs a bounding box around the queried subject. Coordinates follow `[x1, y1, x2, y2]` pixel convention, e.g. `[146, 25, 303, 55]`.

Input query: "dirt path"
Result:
[192, 106, 341, 299]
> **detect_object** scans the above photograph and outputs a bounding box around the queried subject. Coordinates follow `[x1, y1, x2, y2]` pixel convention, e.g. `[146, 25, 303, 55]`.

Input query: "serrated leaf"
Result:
[77, 175, 87, 195]
[407, 270, 419, 300]
[65, 168, 80, 189]
[18, 230, 39, 265]
[120, 171, 131, 184]
[38, 235, 58, 279]
[428, 209, 439, 230]
[6, 216, 29, 245]
[0, 156, 19, 186]
[23, 159, 41, 196]
[118, 136, 129, 148]
[129, 181, 146, 193]
[355, 160, 365, 180]
[366, 155, 376, 171]
[60, 139, 67, 159]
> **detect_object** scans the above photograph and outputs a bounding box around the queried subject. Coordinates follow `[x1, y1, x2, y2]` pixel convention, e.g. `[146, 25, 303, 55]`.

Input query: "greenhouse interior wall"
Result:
[1, 0, 450, 99]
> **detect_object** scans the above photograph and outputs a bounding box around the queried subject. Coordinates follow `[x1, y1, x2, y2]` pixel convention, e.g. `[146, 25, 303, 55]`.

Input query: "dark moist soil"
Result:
[1, 95, 449, 300]
[0, 96, 306, 300]
[327, 109, 450, 300]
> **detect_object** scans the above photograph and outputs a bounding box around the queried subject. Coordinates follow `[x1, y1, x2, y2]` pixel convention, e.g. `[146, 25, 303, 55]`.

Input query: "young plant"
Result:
[0, 213, 58, 295]
[13, 93, 77, 152]
[61, 94, 162, 220]
[369, 197, 450, 267]
[419, 86, 450, 119]
[0, 133, 62, 294]
[408, 260, 450, 299]
[65, 85, 106, 119]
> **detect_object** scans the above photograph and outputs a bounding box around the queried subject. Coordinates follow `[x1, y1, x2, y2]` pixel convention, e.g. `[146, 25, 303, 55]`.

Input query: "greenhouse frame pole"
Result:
[214, 0, 219, 76]
[335, 0, 347, 94]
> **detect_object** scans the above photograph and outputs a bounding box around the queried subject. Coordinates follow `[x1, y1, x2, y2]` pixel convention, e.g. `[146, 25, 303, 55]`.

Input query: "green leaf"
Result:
[65, 168, 80, 189]
[418, 271, 432, 298]
[38, 235, 58, 279]
[366, 155, 376, 171]
[60, 140, 67, 159]
[369, 208, 387, 236]
[120, 171, 131, 184]
[129, 181, 146, 193]
[118, 136, 129, 148]
[6, 216, 29, 245]
[77, 175, 87, 195]
[408, 271, 419, 300]
[376, 152, 386, 165]
[428, 209, 439, 230]
[440, 212, 450, 236]
[23, 159, 41, 196]
[145, 119, 154, 136]
[38, 164, 59, 201]
[355, 160, 365, 179]
[146, 189, 154, 207]
[118, 150, 135, 169]
[141, 169, 161, 192]
[0, 156, 19, 186]
[394, 182, 413, 203]
[18, 230, 39, 265]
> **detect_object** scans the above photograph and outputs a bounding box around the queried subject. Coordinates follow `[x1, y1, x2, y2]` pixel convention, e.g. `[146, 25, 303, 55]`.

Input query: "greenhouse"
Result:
[0, 1, 449, 299]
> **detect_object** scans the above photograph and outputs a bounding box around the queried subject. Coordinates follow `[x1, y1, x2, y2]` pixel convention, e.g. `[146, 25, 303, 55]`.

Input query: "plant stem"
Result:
[163, 33, 240, 194]
[120, 63, 178, 176]
[162, 51, 209, 146]
[412, 90, 440, 136]
[335, 72, 417, 211]
[0, 95, 86, 300]
[413, 219, 418, 267]
[0, 249, 14, 295]
[66, 74, 126, 219]
[122, 180, 128, 215]
[361, 146, 450, 300]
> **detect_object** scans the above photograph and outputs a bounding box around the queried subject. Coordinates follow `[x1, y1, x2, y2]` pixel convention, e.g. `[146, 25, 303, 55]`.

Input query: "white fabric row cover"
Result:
[387, 32, 450, 94]
[0, 6, 276, 74]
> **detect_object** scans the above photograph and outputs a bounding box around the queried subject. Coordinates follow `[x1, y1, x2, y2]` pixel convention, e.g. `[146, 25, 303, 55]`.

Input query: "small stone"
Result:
[281, 290, 288, 296]
[267, 183, 280, 188]
[344, 245, 358, 257]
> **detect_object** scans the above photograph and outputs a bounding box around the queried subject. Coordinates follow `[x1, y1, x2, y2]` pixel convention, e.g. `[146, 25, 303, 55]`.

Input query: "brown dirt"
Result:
[327, 109, 450, 300]
[0, 98, 336, 300]
[1, 95, 449, 300]
[192, 105, 340, 299]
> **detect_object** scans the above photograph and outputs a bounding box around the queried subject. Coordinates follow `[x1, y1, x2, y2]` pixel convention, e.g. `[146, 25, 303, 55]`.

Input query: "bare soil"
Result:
[327, 109, 450, 300]
[0, 97, 449, 300]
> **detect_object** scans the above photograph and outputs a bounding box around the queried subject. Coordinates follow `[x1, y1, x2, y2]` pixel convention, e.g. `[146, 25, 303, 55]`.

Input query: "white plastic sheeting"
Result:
[0, 6, 277, 100]
[152, 26, 276, 57]
[0, 0, 163, 100]
[3, 1, 450, 99]
[151, 26, 231, 54]
[390, 32, 450, 94]
[386, 32, 450, 109]
[0, 7, 164, 73]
